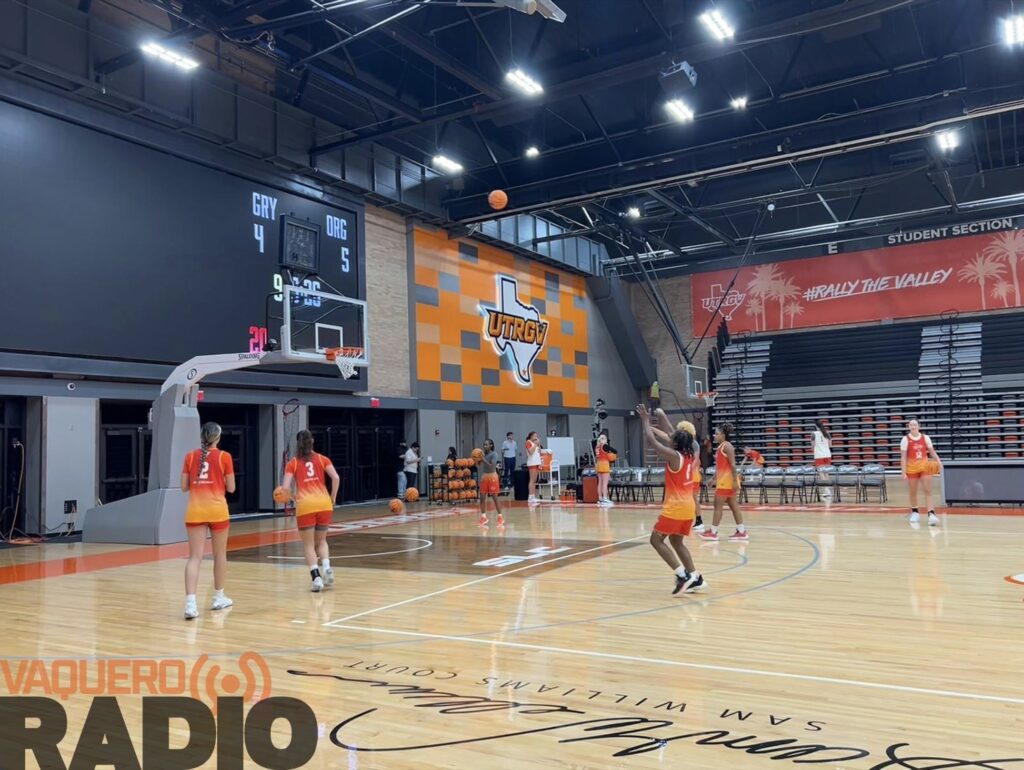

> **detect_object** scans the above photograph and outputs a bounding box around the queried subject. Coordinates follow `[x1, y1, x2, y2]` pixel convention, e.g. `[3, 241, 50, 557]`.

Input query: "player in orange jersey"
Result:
[638, 404, 705, 594]
[900, 419, 942, 527]
[180, 422, 235, 620]
[592, 431, 618, 507]
[281, 430, 340, 591]
[700, 422, 748, 542]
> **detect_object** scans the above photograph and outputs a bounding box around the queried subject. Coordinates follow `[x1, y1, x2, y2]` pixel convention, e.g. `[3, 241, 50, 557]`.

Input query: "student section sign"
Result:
[691, 227, 1024, 334]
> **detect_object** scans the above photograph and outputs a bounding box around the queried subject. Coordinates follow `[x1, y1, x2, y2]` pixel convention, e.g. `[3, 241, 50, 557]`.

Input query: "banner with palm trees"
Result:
[692, 229, 1024, 334]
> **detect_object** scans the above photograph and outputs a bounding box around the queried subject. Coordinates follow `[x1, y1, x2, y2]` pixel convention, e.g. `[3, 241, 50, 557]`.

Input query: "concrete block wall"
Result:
[364, 206, 412, 397]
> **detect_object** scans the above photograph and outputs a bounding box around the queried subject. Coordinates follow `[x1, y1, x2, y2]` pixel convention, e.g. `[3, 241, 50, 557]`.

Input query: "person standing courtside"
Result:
[404, 441, 421, 495]
[396, 439, 408, 497]
[502, 432, 517, 489]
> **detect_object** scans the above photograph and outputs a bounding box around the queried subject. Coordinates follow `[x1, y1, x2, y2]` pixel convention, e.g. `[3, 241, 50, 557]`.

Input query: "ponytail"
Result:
[196, 422, 222, 481]
[815, 419, 831, 440]
[296, 429, 314, 460]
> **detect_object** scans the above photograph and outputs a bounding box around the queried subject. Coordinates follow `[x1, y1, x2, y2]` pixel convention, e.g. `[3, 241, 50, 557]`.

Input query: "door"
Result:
[547, 414, 569, 437]
[457, 412, 487, 457]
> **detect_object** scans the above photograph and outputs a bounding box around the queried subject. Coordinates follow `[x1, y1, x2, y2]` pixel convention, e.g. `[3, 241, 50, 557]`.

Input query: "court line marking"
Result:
[267, 537, 433, 561]
[325, 535, 647, 625]
[327, 623, 1024, 706]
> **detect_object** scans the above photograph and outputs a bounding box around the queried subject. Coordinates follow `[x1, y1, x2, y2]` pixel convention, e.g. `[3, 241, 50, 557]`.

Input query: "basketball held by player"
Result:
[593, 431, 617, 507]
[180, 422, 234, 620]
[279, 430, 340, 591]
[901, 419, 942, 527]
[476, 439, 504, 526]
[701, 422, 749, 542]
[638, 404, 705, 594]
[525, 431, 544, 504]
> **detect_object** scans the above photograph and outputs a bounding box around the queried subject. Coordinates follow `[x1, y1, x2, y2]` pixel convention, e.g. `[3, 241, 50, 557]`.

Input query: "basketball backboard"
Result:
[276, 283, 369, 371]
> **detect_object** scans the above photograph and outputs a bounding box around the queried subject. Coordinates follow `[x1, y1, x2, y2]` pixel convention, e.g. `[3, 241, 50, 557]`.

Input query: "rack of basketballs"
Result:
[428, 457, 479, 505]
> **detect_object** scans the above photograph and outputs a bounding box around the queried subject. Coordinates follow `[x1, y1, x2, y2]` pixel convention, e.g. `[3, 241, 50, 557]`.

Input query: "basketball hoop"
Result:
[697, 390, 717, 408]
[325, 346, 364, 379]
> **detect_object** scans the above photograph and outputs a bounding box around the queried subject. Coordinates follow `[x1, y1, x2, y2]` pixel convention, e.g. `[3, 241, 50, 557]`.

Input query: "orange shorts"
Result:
[716, 489, 737, 498]
[186, 519, 230, 532]
[654, 516, 694, 536]
[905, 461, 929, 480]
[297, 510, 333, 530]
[814, 458, 831, 467]
[479, 474, 500, 496]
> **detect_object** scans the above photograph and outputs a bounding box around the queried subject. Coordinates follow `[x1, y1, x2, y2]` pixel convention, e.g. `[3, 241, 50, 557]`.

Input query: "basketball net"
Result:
[325, 346, 364, 379]
[697, 391, 717, 408]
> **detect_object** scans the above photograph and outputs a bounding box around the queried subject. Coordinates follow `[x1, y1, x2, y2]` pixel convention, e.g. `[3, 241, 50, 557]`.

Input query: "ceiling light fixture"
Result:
[730, 96, 748, 110]
[699, 9, 735, 41]
[626, 207, 641, 219]
[140, 41, 199, 71]
[505, 68, 544, 95]
[431, 154, 464, 174]
[525, 146, 541, 158]
[1005, 15, 1024, 45]
[665, 98, 695, 123]
[935, 130, 960, 152]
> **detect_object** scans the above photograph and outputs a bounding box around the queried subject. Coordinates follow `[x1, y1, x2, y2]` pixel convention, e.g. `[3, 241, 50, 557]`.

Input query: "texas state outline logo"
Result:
[482, 276, 549, 386]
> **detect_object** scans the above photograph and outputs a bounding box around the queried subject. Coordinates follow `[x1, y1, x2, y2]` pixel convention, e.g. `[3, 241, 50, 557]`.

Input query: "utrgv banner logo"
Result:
[483, 276, 549, 385]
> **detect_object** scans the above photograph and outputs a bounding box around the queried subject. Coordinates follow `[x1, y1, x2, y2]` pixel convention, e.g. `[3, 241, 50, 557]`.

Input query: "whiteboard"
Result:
[545, 437, 576, 469]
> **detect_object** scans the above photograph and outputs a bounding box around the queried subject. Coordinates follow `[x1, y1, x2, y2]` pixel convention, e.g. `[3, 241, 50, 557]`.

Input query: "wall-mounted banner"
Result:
[414, 228, 589, 407]
[692, 228, 1024, 334]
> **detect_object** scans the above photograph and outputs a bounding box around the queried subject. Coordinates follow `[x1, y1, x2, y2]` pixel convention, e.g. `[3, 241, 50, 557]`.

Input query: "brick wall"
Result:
[630, 274, 715, 412]
[364, 206, 411, 397]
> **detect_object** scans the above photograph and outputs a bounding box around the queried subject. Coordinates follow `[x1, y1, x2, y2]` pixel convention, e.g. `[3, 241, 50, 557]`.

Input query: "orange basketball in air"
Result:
[389, 498, 403, 513]
[488, 190, 508, 211]
[405, 488, 420, 502]
[273, 485, 293, 504]
[924, 459, 941, 476]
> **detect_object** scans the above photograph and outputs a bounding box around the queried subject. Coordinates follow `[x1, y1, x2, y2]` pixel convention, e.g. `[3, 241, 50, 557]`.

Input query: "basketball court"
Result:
[2, 498, 1022, 768]
[3, 1, 1024, 768]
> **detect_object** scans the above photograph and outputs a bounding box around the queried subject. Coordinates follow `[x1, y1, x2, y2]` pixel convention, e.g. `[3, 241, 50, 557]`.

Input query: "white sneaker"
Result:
[909, 511, 920, 524]
[324, 567, 335, 586]
[528, 496, 539, 505]
[184, 599, 198, 620]
[693, 522, 705, 533]
[927, 512, 940, 527]
[311, 576, 324, 593]
[210, 594, 233, 611]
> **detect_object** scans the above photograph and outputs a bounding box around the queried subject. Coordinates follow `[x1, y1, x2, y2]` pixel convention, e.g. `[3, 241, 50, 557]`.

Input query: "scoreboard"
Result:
[0, 101, 364, 388]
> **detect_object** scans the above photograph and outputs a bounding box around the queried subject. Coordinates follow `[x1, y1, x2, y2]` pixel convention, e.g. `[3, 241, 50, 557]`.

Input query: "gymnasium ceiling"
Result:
[56, 0, 1024, 269]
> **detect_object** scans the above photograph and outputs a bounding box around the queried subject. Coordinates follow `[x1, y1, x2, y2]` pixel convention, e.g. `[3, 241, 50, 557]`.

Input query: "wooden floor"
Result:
[2, 498, 1023, 769]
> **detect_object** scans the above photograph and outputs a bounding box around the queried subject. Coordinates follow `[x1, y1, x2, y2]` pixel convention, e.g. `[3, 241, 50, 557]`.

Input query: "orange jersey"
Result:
[595, 445, 612, 474]
[662, 452, 696, 521]
[715, 443, 737, 489]
[902, 433, 933, 475]
[285, 453, 335, 517]
[182, 448, 233, 525]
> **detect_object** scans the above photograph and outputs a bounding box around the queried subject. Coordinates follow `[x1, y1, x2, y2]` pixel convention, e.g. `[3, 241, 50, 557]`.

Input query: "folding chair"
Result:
[760, 467, 785, 503]
[739, 467, 763, 505]
[834, 465, 861, 503]
[781, 467, 806, 504]
[860, 464, 888, 502]
[700, 468, 715, 504]
[645, 466, 665, 503]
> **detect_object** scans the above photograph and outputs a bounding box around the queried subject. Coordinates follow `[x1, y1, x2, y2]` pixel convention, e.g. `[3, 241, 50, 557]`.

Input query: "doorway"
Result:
[100, 402, 151, 504]
[457, 412, 487, 457]
[309, 407, 405, 501]
[546, 413, 569, 437]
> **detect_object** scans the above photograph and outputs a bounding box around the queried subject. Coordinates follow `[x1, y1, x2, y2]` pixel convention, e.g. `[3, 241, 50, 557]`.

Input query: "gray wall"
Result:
[417, 408, 457, 477]
[485, 411, 548, 467]
[37, 397, 98, 535]
[586, 292, 641, 411]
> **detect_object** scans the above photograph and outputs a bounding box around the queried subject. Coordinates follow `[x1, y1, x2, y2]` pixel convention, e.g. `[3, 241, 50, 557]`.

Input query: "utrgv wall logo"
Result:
[483, 276, 549, 386]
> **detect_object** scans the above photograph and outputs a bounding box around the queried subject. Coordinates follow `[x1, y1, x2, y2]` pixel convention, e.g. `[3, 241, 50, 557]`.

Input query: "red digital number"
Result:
[248, 326, 268, 354]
